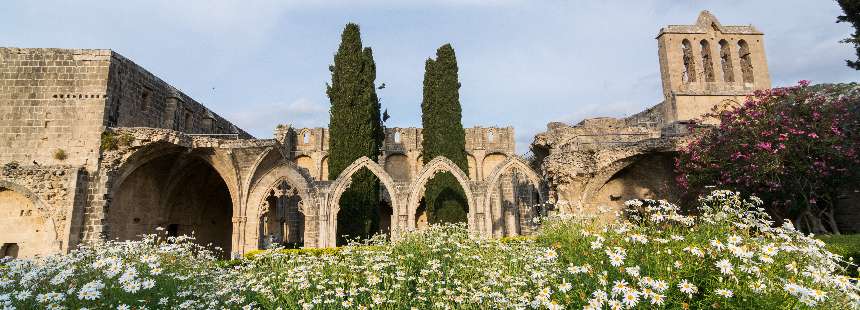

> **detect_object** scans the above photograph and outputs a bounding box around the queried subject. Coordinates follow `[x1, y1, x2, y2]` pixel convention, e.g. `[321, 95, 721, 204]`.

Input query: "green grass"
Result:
[818, 234, 860, 277]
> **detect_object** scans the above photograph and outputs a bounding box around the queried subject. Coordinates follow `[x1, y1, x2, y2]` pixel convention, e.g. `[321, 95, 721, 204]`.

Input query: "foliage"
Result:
[100, 131, 118, 151]
[3, 191, 860, 309]
[421, 44, 469, 224]
[242, 246, 382, 259]
[0, 233, 252, 309]
[52, 149, 67, 161]
[676, 82, 860, 234]
[100, 132, 134, 152]
[838, 0, 860, 70]
[326, 23, 384, 244]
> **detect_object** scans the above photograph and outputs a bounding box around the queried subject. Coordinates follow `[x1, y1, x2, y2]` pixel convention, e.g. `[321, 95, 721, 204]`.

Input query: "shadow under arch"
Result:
[107, 142, 236, 255]
[406, 156, 476, 230]
[581, 152, 680, 208]
[0, 180, 61, 256]
[326, 156, 401, 247]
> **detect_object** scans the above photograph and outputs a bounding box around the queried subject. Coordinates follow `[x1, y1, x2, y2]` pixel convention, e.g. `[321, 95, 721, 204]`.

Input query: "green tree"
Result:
[838, 0, 860, 69]
[327, 23, 384, 244]
[421, 44, 469, 224]
[676, 82, 860, 234]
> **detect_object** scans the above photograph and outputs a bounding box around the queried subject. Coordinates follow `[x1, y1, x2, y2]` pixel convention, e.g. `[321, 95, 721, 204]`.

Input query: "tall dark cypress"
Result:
[327, 23, 383, 244]
[838, 0, 860, 70]
[421, 44, 469, 223]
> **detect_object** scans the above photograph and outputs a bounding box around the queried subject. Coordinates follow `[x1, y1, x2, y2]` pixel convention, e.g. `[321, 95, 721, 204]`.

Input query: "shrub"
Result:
[118, 133, 134, 147]
[0, 233, 253, 309]
[52, 149, 67, 161]
[100, 132, 118, 151]
[676, 82, 860, 234]
[2, 191, 858, 309]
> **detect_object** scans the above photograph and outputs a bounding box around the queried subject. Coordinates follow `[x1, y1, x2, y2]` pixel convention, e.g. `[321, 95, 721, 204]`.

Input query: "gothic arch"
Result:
[111, 141, 240, 210]
[244, 160, 317, 250]
[406, 156, 476, 229]
[481, 156, 545, 210]
[326, 156, 401, 246]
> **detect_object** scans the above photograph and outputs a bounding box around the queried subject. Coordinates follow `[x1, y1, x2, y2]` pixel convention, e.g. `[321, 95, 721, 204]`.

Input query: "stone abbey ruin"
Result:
[1, 11, 773, 258]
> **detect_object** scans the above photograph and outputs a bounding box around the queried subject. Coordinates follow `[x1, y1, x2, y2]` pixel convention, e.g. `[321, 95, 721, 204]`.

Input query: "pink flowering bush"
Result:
[676, 82, 860, 233]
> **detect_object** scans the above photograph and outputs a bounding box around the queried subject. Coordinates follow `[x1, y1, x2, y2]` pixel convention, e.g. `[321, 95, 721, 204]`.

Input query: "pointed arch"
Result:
[406, 156, 476, 230]
[326, 156, 401, 246]
[245, 160, 318, 250]
[481, 156, 545, 210]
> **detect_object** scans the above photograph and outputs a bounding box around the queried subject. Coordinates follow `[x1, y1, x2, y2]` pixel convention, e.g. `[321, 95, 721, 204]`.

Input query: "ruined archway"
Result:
[108, 146, 235, 255]
[583, 153, 681, 221]
[0, 182, 59, 258]
[407, 157, 475, 230]
[245, 159, 317, 250]
[327, 157, 401, 247]
[482, 156, 545, 236]
[482, 153, 507, 181]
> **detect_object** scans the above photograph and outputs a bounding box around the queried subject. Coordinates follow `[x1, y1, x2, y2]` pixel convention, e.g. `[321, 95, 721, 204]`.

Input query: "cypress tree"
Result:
[327, 23, 383, 244]
[421, 44, 469, 224]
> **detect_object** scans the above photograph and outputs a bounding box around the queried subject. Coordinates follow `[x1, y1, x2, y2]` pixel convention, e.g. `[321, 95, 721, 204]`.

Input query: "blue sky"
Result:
[2, 1, 857, 152]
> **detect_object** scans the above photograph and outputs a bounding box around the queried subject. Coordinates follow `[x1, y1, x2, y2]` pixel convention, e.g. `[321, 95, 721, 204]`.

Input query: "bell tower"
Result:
[656, 11, 771, 124]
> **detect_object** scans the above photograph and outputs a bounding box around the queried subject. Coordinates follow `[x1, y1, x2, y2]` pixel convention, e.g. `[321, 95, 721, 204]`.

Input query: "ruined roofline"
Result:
[104, 49, 254, 139]
[288, 125, 515, 131]
[1, 47, 254, 139]
[655, 10, 762, 37]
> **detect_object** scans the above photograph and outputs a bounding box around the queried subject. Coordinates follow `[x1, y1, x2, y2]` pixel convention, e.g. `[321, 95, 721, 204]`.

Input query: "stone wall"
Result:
[0, 48, 111, 169]
[104, 52, 250, 138]
[0, 164, 85, 257]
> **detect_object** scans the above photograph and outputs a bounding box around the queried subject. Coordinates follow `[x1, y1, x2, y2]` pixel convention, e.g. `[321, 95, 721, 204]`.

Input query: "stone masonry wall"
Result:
[0, 48, 111, 169]
[104, 52, 251, 138]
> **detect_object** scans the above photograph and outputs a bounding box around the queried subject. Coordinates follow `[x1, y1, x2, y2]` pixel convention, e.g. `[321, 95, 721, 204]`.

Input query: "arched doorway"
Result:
[407, 157, 475, 231]
[328, 157, 400, 246]
[259, 180, 305, 249]
[109, 151, 234, 255]
[0, 186, 57, 257]
[482, 157, 545, 237]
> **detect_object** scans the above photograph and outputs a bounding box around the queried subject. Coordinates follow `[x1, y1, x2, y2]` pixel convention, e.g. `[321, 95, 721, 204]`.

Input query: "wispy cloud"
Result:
[228, 98, 328, 137]
[2, 0, 855, 153]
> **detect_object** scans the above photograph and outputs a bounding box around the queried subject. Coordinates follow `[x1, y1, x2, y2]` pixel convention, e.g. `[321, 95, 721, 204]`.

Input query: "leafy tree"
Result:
[838, 0, 860, 69]
[421, 44, 469, 224]
[327, 23, 384, 244]
[676, 82, 860, 234]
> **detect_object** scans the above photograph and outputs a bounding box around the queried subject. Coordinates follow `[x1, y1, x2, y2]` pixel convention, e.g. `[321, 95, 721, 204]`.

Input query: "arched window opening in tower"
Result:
[681, 39, 696, 83]
[719, 40, 734, 83]
[700, 39, 715, 82]
[302, 131, 311, 144]
[738, 40, 754, 84]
